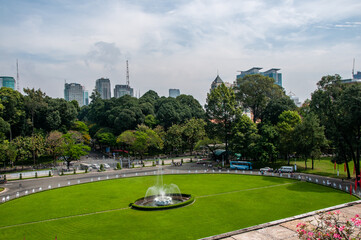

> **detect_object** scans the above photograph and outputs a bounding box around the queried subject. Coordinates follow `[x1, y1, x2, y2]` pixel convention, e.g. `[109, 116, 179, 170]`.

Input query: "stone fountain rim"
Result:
[132, 193, 194, 211]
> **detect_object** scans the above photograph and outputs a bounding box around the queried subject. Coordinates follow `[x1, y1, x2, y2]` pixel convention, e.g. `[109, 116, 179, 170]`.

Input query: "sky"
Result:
[1, 0, 361, 106]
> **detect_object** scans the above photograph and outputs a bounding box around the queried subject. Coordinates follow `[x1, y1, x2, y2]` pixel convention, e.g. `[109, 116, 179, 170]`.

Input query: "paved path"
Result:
[1, 163, 360, 239]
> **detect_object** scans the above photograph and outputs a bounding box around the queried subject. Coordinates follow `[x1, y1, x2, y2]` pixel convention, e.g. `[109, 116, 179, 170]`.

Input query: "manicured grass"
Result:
[292, 157, 358, 179]
[0, 174, 357, 240]
[0, 187, 3, 192]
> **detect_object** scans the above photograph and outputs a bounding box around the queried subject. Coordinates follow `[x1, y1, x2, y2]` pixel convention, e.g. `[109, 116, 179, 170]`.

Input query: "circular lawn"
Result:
[0, 174, 357, 240]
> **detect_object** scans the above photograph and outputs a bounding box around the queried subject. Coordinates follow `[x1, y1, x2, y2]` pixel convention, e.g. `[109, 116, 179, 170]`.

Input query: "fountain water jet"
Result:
[132, 165, 193, 210]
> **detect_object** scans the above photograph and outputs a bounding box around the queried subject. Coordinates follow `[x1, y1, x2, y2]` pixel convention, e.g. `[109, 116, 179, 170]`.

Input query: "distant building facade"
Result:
[0, 76, 15, 90]
[288, 91, 302, 107]
[169, 89, 180, 98]
[114, 84, 134, 98]
[341, 70, 361, 84]
[95, 78, 111, 99]
[236, 67, 282, 87]
[64, 83, 88, 107]
[210, 75, 224, 91]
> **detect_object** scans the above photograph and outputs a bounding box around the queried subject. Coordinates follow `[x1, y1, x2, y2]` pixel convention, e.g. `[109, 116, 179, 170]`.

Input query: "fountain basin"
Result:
[132, 193, 194, 210]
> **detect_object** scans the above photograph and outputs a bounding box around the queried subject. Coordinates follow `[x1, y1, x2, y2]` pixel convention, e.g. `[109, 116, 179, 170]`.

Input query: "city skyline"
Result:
[1, 0, 361, 106]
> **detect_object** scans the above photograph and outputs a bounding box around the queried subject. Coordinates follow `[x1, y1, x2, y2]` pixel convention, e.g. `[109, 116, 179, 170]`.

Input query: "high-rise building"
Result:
[236, 67, 282, 87]
[288, 91, 302, 107]
[114, 85, 134, 98]
[64, 83, 88, 107]
[0, 76, 15, 90]
[95, 78, 111, 99]
[169, 89, 180, 98]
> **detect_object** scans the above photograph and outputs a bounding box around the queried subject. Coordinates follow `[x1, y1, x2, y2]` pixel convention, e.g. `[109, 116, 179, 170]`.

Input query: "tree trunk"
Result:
[304, 158, 307, 169]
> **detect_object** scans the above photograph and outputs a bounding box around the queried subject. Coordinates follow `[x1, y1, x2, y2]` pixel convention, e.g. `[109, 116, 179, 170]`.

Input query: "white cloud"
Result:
[0, 0, 360, 105]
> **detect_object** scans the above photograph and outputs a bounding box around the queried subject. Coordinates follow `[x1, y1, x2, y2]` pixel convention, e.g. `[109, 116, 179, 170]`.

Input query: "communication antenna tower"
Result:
[16, 59, 20, 91]
[126, 60, 130, 87]
[352, 58, 355, 77]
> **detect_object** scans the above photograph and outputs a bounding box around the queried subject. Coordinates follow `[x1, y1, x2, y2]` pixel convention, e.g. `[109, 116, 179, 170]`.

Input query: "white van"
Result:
[278, 166, 294, 173]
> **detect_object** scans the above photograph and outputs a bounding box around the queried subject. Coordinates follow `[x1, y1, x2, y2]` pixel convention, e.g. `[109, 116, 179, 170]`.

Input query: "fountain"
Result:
[132, 166, 194, 210]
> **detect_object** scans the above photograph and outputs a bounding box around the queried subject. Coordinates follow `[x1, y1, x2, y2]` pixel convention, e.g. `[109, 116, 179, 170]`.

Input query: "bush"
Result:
[35, 172, 38, 178]
[19, 173, 22, 180]
[162, 160, 164, 165]
[152, 161, 156, 166]
[48, 171, 52, 177]
[190, 158, 193, 163]
[132, 163, 135, 168]
[297, 210, 361, 240]
[181, 159, 184, 164]
[116, 162, 121, 170]
[142, 162, 145, 167]
[85, 168, 88, 173]
[100, 164, 104, 171]
[73, 168, 76, 174]
[61, 169, 64, 175]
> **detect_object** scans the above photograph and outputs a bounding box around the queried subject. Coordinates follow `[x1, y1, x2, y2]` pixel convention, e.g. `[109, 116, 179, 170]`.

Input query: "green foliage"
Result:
[205, 83, 238, 161]
[48, 171, 51, 177]
[182, 118, 206, 155]
[144, 114, 157, 128]
[61, 131, 91, 169]
[35, 172, 38, 178]
[162, 160, 164, 165]
[261, 96, 297, 124]
[236, 74, 285, 122]
[73, 168, 76, 174]
[116, 162, 121, 170]
[100, 164, 104, 171]
[19, 173, 22, 180]
[117, 125, 163, 158]
[293, 113, 327, 169]
[230, 114, 259, 160]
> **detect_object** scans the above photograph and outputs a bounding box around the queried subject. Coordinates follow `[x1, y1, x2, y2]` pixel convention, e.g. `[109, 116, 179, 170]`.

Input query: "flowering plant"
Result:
[297, 210, 361, 239]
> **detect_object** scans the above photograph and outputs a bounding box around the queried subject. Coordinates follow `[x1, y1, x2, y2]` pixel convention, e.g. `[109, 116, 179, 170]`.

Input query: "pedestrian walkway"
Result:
[201, 200, 361, 240]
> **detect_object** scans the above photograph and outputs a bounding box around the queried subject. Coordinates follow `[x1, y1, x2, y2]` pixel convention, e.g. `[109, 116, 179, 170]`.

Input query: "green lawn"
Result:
[290, 157, 357, 179]
[0, 174, 357, 240]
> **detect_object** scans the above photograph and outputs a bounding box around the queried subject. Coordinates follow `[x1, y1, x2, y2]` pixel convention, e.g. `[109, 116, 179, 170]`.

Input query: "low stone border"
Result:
[200, 199, 361, 240]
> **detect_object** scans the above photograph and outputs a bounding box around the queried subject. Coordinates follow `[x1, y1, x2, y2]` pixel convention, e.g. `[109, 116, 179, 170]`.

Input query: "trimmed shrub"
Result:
[49, 171, 52, 177]
[116, 162, 121, 170]
[100, 164, 104, 171]
[73, 168, 76, 174]
[19, 173, 22, 180]
[61, 169, 64, 175]
[35, 172, 38, 178]
[162, 160, 164, 165]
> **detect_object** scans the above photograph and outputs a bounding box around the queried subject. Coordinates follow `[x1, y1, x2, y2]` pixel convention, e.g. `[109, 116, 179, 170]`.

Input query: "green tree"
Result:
[236, 74, 285, 122]
[46, 131, 64, 166]
[165, 124, 184, 155]
[255, 123, 279, 164]
[23, 88, 48, 133]
[0, 88, 25, 140]
[261, 96, 297, 125]
[61, 131, 90, 169]
[230, 114, 259, 161]
[205, 83, 238, 162]
[27, 133, 46, 166]
[144, 114, 157, 128]
[310, 75, 353, 178]
[182, 118, 206, 155]
[277, 110, 301, 165]
[293, 113, 327, 169]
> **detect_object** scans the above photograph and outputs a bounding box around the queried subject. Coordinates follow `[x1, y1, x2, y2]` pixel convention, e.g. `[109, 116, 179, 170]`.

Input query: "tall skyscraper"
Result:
[236, 67, 282, 87]
[0, 76, 15, 90]
[114, 85, 134, 98]
[95, 78, 111, 99]
[169, 89, 180, 98]
[64, 83, 88, 107]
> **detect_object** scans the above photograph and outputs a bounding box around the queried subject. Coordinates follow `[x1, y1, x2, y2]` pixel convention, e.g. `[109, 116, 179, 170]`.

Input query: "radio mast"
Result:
[126, 60, 130, 87]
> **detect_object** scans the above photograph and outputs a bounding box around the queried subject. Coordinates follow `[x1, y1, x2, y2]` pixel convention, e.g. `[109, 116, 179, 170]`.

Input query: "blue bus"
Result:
[230, 161, 252, 170]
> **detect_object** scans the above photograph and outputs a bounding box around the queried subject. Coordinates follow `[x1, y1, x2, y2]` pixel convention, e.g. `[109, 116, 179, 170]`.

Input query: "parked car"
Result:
[91, 164, 100, 170]
[104, 163, 111, 169]
[259, 167, 273, 172]
[277, 166, 294, 173]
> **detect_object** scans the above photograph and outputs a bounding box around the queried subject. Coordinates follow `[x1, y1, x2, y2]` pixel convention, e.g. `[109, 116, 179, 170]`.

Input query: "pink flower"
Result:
[308, 231, 314, 236]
